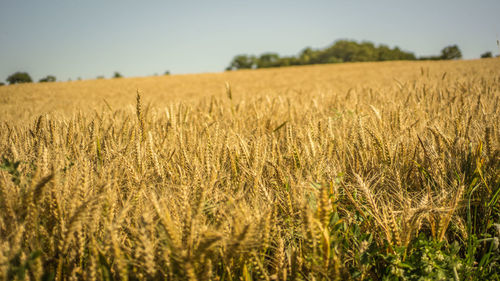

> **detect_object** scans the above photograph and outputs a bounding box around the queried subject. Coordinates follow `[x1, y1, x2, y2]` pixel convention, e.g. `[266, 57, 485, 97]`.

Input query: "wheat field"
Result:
[0, 58, 499, 280]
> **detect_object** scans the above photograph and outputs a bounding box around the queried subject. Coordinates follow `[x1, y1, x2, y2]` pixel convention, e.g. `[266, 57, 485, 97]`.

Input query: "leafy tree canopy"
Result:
[440, 45, 462, 60]
[6, 72, 33, 85]
[226, 55, 257, 70]
[227, 40, 416, 70]
[227, 41, 466, 70]
[256, 53, 281, 68]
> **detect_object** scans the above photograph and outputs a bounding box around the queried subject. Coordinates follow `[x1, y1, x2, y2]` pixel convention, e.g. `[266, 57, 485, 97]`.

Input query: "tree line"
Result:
[0, 70, 172, 86]
[226, 40, 479, 71]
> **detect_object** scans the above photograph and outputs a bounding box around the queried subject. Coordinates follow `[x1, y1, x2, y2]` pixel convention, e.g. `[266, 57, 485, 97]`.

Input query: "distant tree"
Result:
[299, 47, 316, 65]
[440, 45, 462, 60]
[96, 75, 105, 79]
[226, 55, 256, 70]
[387, 46, 416, 60]
[6, 72, 32, 85]
[480, 51, 492, 58]
[113, 72, 123, 78]
[377, 44, 393, 61]
[164, 71, 171, 75]
[39, 75, 56, 83]
[0, 82, 4, 86]
[279, 56, 300, 67]
[353, 41, 377, 61]
[256, 53, 281, 68]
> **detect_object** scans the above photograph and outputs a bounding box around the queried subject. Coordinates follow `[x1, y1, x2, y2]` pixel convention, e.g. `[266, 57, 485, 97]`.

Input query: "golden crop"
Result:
[0, 58, 498, 280]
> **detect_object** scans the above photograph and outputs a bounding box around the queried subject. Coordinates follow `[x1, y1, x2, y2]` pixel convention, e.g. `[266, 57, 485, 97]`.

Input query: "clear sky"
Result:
[1, 0, 499, 82]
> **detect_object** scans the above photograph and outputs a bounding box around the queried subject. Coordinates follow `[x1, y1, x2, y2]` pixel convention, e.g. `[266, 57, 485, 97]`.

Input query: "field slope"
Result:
[0, 58, 499, 280]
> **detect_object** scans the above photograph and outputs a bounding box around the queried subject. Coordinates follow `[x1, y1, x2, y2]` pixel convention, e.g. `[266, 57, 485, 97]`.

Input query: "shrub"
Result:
[481, 51, 492, 58]
[39, 75, 56, 83]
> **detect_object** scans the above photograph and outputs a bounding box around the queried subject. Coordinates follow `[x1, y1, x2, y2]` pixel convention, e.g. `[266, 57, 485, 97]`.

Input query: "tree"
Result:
[39, 75, 56, 83]
[256, 53, 281, 68]
[440, 45, 462, 60]
[6, 72, 32, 85]
[480, 51, 492, 58]
[0, 82, 4, 86]
[226, 55, 256, 70]
[164, 71, 170, 75]
[278, 56, 300, 67]
[299, 47, 316, 65]
[113, 72, 122, 78]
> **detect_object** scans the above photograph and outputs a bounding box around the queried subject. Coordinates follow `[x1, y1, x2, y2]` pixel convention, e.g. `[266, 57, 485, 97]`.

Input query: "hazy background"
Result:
[1, 0, 499, 81]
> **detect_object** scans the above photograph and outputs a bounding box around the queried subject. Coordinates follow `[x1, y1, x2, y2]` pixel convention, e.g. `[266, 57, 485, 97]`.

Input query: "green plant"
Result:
[380, 235, 465, 281]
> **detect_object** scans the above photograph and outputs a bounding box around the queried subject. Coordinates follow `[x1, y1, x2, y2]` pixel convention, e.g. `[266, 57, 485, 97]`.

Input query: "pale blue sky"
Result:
[1, 0, 499, 82]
